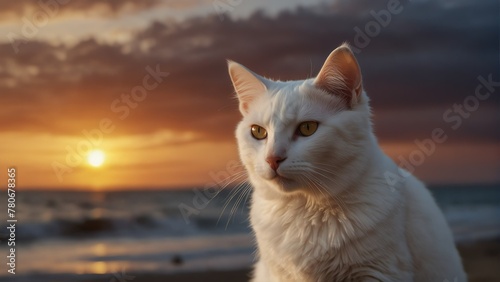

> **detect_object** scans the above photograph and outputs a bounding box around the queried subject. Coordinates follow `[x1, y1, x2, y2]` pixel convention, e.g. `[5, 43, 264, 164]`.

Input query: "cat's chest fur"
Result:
[250, 188, 413, 282]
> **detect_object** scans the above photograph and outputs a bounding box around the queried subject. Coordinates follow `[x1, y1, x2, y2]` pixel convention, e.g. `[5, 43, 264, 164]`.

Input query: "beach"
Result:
[5, 269, 251, 282]
[5, 237, 498, 282]
[458, 237, 500, 282]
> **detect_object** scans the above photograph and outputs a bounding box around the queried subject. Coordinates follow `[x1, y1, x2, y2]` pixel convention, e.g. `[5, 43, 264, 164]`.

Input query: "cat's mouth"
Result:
[272, 173, 287, 181]
[267, 170, 286, 180]
[268, 172, 295, 189]
[259, 168, 297, 191]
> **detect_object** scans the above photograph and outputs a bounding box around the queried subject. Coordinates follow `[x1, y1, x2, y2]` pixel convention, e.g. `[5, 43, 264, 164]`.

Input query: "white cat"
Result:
[227, 44, 466, 282]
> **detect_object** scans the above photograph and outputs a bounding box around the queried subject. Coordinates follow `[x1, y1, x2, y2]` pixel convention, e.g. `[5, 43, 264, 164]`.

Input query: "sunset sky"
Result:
[0, 0, 498, 190]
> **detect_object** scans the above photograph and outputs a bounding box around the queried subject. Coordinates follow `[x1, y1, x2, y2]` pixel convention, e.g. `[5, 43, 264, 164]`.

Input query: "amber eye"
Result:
[297, 121, 318, 136]
[251, 125, 268, 140]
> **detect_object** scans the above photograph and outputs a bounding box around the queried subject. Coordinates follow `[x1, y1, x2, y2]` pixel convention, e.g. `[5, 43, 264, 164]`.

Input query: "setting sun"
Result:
[87, 150, 105, 167]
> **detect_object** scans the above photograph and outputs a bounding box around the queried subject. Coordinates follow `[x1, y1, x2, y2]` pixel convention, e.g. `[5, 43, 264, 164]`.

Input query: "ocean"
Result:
[0, 184, 499, 280]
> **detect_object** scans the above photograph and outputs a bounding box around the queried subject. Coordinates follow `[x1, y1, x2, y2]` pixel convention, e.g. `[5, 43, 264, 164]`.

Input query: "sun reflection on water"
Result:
[91, 261, 108, 274]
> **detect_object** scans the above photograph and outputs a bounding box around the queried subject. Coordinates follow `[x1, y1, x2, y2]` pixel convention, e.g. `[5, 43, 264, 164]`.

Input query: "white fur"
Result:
[230, 48, 466, 282]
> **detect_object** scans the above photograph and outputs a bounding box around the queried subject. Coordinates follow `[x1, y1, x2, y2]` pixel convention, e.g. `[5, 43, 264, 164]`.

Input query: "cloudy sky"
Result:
[0, 0, 498, 189]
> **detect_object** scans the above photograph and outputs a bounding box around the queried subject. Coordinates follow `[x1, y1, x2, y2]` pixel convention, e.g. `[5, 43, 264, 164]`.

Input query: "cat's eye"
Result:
[297, 121, 318, 137]
[251, 125, 268, 140]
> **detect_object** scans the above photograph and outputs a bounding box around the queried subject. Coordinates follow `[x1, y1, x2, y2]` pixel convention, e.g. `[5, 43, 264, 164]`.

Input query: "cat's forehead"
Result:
[267, 84, 304, 122]
[250, 79, 339, 126]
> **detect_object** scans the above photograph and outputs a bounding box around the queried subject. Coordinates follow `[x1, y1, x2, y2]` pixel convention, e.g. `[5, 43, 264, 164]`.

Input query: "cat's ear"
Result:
[227, 60, 267, 115]
[314, 43, 363, 108]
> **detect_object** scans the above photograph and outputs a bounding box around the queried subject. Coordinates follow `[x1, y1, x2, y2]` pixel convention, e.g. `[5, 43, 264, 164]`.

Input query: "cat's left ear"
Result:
[314, 43, 363, 108]
[227, 61, 268, 116]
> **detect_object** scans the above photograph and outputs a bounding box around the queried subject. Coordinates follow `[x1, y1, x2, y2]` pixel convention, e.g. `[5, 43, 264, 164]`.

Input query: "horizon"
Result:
[17, 182, 500, 192]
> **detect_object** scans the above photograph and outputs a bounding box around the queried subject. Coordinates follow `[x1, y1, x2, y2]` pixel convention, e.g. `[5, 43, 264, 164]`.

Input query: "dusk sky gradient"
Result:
[0, 0, 498, 189]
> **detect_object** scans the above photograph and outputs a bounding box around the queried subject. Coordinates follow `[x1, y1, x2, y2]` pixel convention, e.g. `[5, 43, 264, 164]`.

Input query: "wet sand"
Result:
[7, 237, 499, 282]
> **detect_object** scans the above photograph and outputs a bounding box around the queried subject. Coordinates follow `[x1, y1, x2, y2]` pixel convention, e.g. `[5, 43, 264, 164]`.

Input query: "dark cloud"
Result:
[0, 0, 498, 145]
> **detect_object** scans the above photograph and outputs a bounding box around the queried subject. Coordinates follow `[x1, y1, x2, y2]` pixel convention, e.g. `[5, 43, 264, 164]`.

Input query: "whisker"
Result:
[227, 182, 251, 229]
[206, 171, 248, 205]
[216, 176, 249, 226]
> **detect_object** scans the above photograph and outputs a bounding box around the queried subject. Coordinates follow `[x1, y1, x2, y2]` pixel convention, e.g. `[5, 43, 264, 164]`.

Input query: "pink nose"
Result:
[266, 156, 287, 171]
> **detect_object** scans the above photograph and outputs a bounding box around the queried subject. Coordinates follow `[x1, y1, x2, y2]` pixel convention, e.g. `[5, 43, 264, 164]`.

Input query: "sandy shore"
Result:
[6, 237, 499, 282]
[94, 269, 251, 282]
[458, 237, 500, 282]
[4, 269, 251, 282]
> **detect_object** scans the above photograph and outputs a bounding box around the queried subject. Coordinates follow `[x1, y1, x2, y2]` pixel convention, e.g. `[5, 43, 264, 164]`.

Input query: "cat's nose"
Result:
[266, 156, 287, 171]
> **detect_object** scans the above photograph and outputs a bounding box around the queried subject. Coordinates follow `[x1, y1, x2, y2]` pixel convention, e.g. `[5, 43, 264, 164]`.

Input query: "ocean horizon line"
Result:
[14, 182, 500, 192]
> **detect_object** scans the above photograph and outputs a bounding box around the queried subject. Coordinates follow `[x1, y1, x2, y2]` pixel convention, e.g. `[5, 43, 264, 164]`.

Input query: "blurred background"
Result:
[0, 0, 498, 281]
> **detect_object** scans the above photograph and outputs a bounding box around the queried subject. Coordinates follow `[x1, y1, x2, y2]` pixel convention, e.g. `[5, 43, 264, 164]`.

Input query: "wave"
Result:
[1, 214, 250, 243]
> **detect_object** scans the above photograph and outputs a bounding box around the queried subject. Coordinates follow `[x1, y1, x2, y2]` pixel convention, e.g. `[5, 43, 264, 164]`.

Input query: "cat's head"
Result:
[229, 44, 373, 197]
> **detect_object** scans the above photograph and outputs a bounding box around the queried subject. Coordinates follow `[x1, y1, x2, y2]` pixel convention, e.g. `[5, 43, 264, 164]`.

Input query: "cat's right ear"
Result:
[314, 43, 363, 108]
[227, 60, 267, 115]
